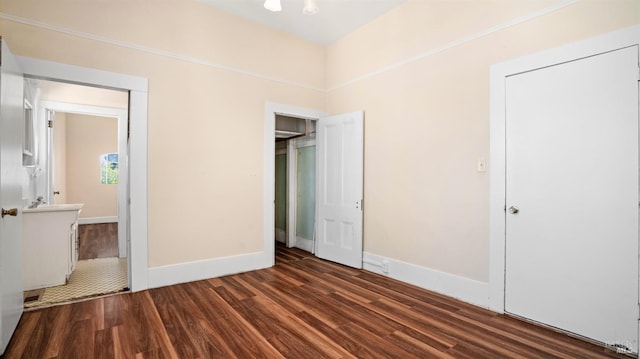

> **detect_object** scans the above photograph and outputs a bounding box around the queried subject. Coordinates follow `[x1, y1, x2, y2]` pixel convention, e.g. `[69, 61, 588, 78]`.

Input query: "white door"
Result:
[505, 46, 639, 353]
[0, 38, 25, 355]
[315, 111, 363, 268]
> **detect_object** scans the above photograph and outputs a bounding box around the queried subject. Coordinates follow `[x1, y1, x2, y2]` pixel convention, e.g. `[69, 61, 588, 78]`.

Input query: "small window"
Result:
[100, 153, 118, 184]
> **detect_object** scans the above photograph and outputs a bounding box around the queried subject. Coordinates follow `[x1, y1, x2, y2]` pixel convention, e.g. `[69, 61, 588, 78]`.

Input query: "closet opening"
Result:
[274, 114, 317, 253]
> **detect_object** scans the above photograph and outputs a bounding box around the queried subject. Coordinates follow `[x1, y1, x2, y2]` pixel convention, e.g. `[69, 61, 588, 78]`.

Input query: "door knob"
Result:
[508, 206, 519, 214]
[1, 208, 18, 218]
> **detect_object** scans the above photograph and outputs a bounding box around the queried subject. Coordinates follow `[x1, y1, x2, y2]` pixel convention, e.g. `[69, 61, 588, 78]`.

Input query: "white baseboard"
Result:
[363, 252, 489, 308]
[275, 228, 286, 243]
[294, 236, 314, 253]
[78, 216, 118, 225]
[148, 251, 271, 289]
[146, 248, 489, 307]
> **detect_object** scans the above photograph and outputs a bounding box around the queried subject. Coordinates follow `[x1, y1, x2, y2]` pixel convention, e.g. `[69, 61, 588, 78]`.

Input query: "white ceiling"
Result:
[199, 0, 407, 45]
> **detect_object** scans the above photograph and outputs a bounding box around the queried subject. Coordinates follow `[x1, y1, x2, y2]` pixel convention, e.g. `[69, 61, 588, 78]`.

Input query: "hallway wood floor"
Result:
[3, 244, 628, 358]
[78, 223, 119, 260]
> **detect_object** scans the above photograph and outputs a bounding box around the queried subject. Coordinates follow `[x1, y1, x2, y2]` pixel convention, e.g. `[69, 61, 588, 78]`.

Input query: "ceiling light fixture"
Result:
[264, 0, 282, 12]
[302, 0, 319, 15]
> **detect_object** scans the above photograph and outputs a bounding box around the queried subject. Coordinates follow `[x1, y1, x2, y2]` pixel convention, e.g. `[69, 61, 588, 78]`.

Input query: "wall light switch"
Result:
[477, 158, 486, 172]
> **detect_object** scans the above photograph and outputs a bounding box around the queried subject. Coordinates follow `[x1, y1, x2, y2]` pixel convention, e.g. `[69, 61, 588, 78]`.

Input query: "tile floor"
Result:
[24, 257, 128, 309]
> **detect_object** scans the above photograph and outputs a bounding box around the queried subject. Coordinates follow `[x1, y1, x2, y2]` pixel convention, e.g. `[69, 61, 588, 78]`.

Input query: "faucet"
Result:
[28, 196, 46, 208]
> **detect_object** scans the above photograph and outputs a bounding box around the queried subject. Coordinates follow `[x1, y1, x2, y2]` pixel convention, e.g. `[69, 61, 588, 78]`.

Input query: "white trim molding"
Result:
[78, 216, 117, 225]
[275, 228, 286, 243]
[148, 251, 271, 289]
[489, 25, 640, 313]
[18, 56, 147, 92]
[286, 138, 296, 248]
[363, 252, 489, 308]
[294, 237, 314, 253]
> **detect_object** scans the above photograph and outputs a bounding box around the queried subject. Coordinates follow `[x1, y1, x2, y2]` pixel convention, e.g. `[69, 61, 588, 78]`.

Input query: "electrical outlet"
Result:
[382, 260, 389, 274]
[477, 158, 486, 172]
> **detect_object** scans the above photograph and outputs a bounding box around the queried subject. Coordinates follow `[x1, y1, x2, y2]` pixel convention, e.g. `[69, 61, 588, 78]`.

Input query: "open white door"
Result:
[0, 38, 25, 355]
[315, 111, 363, 268]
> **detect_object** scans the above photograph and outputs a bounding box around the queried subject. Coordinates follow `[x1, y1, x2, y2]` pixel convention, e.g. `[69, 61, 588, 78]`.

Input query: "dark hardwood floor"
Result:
[78, 223, 119, 260]
[3, 244, 628, 358]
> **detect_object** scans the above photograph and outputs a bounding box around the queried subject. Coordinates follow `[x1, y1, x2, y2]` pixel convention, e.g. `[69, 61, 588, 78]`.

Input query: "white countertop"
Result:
[23, 203, 84, 213]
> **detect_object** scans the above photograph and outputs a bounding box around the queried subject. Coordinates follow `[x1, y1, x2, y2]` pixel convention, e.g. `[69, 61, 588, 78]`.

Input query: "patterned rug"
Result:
[25, 257, 128, 309]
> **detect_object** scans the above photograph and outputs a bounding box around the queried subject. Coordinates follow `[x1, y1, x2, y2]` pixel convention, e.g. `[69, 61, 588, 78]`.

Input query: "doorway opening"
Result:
[265, 102, 364, 269]
[23, 78, 130, 309]
[275, 114, 318, 256]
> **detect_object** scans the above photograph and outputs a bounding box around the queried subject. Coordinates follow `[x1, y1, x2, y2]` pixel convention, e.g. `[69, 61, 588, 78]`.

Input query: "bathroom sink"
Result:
[23, 203, 83, 213]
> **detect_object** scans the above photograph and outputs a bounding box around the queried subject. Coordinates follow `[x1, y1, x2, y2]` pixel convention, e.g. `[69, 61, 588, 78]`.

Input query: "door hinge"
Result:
[48, 120, 54, 128]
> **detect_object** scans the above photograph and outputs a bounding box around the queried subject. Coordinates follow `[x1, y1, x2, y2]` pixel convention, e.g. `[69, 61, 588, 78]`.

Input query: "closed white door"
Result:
[0, 39, 25, 355]
[505, 46, 639, 353]
[315, 111, 363, 268]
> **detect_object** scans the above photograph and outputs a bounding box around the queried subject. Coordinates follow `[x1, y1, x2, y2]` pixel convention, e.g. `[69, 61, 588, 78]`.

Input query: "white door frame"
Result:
[489, 24, 640, 314]
[288, 136, 317, 253]
[40, 101, 128, 258]
[286, 138, 295, 248]
[18, 56, 149, 291]
[264, 102, 325, 264]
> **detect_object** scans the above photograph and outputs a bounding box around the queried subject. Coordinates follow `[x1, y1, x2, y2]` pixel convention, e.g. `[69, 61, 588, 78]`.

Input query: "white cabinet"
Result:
[23, 204, 83, 291]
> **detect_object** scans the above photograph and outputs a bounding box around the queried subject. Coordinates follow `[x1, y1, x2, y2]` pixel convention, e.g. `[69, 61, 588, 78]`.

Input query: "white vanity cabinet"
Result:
[23, 204, 83, 291]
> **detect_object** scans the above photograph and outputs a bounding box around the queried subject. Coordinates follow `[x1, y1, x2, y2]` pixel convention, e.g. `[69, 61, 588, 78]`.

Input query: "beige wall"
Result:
[0, 0, 325, 268]
[63, 113, 118, 218]
[326, 0, 640, 283]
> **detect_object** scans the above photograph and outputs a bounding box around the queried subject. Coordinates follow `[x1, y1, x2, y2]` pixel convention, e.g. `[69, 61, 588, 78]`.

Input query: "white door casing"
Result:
[264, 102, 326, 266]
[0, 38, 25, 355]
[315, 111, 364, 268]
[17, 56, 149, 292]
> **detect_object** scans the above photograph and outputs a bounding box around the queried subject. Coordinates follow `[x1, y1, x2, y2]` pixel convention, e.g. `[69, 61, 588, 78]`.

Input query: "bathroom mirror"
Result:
[23, 98, 36, 166]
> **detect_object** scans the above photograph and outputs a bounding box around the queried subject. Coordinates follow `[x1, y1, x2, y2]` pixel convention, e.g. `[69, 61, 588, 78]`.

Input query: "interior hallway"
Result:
[6, 244, 627, 358]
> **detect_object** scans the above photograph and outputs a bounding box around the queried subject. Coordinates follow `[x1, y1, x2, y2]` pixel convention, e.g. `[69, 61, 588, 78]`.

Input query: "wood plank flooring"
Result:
[3, 244, 629, 358]
[78, 223, 119, 260]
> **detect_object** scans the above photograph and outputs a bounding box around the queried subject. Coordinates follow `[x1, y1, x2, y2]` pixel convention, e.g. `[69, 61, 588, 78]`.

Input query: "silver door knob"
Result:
[508, 206, 519, 214]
